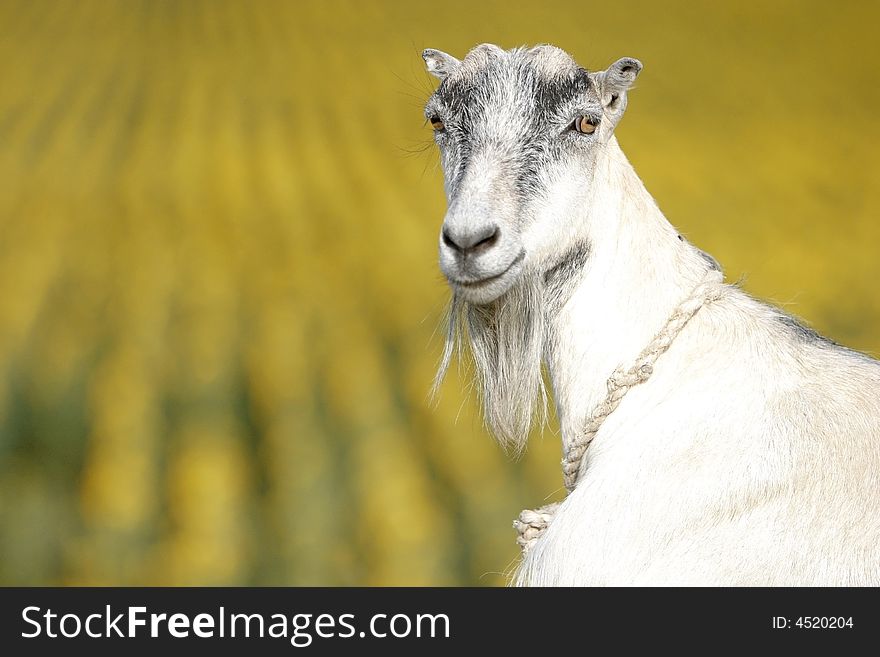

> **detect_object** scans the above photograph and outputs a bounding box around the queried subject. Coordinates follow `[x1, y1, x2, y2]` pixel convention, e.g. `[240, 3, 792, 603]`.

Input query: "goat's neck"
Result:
[544, 139, 710, 453]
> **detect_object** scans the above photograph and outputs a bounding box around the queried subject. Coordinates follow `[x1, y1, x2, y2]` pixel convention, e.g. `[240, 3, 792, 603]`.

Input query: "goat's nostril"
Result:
[442, 223, 501, 254]
[442, 227, 461, 252]
[473, 226, 500, 252]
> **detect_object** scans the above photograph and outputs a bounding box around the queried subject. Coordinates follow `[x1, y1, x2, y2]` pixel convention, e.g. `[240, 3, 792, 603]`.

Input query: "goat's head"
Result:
[424, 44, 641, 305]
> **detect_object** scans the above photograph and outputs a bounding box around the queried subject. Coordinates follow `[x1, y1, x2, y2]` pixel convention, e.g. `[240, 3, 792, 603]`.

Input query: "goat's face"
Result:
[424, 44, 640, 305]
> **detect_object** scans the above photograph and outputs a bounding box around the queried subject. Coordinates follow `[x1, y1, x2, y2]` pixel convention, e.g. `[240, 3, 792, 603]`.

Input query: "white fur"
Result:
[516, 139, 880, 586]
[426, 45, 880, 585]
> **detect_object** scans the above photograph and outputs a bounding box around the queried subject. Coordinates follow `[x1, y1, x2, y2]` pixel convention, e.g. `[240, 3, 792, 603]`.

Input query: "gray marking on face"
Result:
[425, 45, 601, 200]
[544, 240, 591, 307]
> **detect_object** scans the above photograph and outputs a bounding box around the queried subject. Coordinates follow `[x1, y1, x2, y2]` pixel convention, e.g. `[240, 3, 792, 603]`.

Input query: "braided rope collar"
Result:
[514, 268, 725, 553]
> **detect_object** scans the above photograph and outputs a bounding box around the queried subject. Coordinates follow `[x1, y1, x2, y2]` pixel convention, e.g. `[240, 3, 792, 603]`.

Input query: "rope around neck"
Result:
[513, 268, 725, 554]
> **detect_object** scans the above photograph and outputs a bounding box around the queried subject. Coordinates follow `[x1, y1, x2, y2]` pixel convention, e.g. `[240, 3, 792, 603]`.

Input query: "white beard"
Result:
[434, 274, 548, 453]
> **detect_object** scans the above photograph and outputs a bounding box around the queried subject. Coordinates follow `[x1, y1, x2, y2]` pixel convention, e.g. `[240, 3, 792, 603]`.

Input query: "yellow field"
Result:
[0, 0, 878, 585]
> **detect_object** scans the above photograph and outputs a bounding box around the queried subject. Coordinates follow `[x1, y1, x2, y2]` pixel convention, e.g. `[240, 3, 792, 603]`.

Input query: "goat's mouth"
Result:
[447, 251, 525, 302]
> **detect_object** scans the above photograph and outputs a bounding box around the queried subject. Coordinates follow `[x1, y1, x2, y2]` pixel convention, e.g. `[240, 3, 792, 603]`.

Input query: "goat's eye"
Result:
[429, 115, 445, 131]
[573, 116, 598, 135]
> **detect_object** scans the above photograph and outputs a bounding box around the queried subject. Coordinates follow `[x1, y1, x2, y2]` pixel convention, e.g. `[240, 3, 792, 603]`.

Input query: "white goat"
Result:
[423, 43, 880, 585]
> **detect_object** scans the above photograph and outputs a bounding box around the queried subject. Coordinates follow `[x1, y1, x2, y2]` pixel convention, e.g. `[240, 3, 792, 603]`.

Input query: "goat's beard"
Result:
[433, 273, 548, 454]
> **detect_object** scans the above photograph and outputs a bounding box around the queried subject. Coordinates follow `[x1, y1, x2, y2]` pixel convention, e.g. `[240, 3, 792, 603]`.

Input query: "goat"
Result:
[424, 43, 880, 585]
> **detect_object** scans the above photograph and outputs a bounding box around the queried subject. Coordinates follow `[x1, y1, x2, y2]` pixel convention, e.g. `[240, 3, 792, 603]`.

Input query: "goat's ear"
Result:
[423, 48, 461, 80]
[592, 57, 642, 124]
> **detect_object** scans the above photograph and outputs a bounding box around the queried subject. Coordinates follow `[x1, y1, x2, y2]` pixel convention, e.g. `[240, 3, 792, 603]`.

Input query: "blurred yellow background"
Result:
[0, 0, 878, 585]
